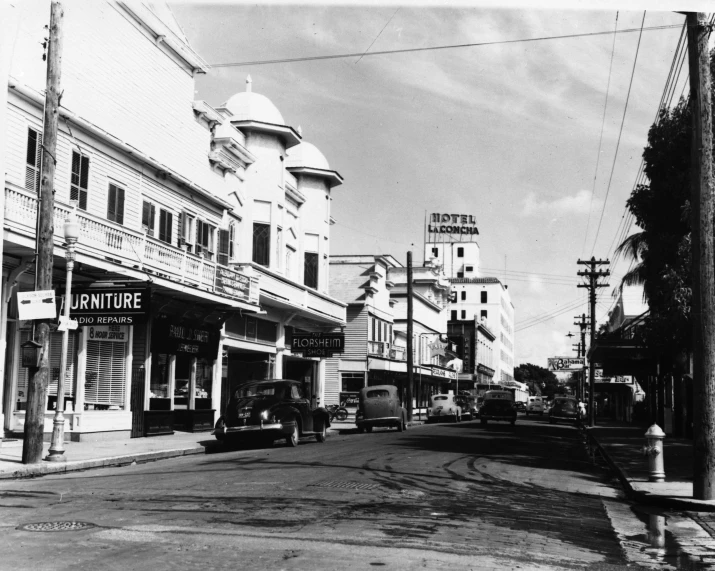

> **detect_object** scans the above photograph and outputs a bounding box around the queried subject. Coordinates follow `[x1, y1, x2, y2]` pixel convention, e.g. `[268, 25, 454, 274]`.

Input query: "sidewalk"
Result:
[0, 421, 356, 480]
[585, 419, 715, 512]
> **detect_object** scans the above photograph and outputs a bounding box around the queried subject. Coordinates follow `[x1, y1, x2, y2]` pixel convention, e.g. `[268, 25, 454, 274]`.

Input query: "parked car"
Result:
[479, 390, 517, 426]
[213, 379, 331, 447]
[355, 385, 407, 433]
[526, 396, 544, 416]
[549, 396, 580, 425]
[426, 394, 462, 423]
[455, 394, 477, 420]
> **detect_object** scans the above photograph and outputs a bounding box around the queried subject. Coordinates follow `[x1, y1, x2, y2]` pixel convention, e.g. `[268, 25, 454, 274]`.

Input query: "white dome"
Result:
[286, 142, 330, 171]
[221, 91, 285, 125]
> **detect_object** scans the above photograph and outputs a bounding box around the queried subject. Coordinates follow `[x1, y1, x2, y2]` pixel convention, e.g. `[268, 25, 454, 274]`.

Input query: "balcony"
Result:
[368, 340, 389, 358]
[4, 184, 260, 306]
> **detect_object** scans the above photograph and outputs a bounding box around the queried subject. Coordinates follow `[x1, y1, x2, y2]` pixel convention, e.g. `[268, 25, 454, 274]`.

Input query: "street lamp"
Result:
[45, 206, 80, 462]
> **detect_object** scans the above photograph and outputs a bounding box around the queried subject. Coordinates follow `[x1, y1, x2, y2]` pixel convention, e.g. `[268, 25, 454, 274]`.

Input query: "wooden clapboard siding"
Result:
[342, 305, 368, 359]
[323, 357, 340, 405]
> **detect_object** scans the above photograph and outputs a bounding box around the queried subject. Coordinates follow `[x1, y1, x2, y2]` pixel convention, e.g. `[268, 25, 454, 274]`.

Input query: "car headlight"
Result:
[260, 410, 270, 420]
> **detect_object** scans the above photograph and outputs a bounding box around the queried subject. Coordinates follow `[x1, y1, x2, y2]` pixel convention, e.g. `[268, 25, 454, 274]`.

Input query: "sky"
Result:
[169, 1, 709, 368]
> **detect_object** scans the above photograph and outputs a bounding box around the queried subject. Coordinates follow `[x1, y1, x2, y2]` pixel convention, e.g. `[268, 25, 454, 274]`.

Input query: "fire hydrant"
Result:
[643, 424, 665, 482]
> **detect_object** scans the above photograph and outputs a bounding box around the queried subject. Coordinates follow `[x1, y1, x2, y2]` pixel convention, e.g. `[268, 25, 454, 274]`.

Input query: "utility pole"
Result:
[406, 251, 414, 422]
[687, 11, 715, 500]
[577, 258, 609, 428]
[22, 2, 63, 464]
[574, 313, 589, 400]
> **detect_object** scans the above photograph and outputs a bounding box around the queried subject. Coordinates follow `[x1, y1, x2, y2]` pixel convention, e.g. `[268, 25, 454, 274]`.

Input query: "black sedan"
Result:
[213, 379, 331, 447]
[548, 397, 580, 425]
[479, 393, 517, 426]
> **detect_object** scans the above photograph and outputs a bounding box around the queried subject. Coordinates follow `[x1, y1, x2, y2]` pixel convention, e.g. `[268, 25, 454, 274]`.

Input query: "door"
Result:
[130, 366, 145, 438]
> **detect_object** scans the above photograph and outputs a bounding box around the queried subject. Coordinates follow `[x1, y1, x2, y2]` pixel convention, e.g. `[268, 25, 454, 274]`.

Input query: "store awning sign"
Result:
[68, 287, 150, 326]
[431, 366, 457, 380]
[291, 333, 344, 357]
[215, 266, 253, 302]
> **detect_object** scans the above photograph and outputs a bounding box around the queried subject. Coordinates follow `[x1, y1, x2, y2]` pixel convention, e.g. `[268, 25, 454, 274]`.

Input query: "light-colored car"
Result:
[426, 394, 462, 423]
[526, 396, 544, 416]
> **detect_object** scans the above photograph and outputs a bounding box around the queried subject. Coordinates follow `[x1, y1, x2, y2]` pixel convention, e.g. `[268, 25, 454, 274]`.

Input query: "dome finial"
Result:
[246, 75, 252, 93]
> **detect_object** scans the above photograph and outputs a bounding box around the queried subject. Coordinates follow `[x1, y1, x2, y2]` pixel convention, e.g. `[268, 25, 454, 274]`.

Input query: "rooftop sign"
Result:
[428, 213, 479, 236]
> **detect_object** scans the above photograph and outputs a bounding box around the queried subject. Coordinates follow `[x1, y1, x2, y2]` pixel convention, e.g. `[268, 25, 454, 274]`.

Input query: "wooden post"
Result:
[687, 12, 715, 500]
[22, 1, 63, 464]
[405, 251, 414, 422]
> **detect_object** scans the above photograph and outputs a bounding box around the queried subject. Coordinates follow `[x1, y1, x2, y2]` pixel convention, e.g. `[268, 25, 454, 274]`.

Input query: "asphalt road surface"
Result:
[0, 415, 691, 570]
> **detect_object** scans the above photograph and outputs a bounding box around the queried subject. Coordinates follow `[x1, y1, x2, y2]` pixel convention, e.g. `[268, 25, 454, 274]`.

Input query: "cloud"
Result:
[520, 189, 598, 217]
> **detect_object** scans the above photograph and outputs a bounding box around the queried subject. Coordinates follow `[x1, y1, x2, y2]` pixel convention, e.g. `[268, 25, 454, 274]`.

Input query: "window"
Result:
[371, 317, 376, 342]
[70, 150, 90, 210]
[25, 128, 42, 192]
[451, 310, 457, 321]
[85, 339, 127, 408]
[179, 212, 196, 252]
[466, 266, 474, 272]
[450, 291, 457, 303]
[159, 209, 173, 244]
[461, 310, 466, 319]
[276, 227, 283, 271]
[461, 291, 466, 301]
[217, 228, 230, 266]
[457, 247, 464, 258]
[481, 291, 488, 303]
[286, 246, 295, 279]
[341, 372, 364, 392]
[252, 223, 270, 266]
[304, 252, 319, 289]
[142, 201, 156, 236]
[431, 247, 438, 258]
[457, 272, 464, 278]
[196, 220, 216, 258]
[106, 184, 125, 225]
[481, 310, 488, 319]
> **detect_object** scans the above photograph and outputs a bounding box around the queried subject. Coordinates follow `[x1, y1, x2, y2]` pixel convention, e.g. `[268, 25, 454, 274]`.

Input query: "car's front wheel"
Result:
[481, 419, 487, 426]
[286, 421, 300, 447]
[316, 421, 327, 443]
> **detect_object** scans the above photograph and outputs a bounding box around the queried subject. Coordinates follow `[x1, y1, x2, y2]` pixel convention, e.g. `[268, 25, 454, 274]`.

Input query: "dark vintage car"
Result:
[549, 396, 580, 425]
[355, 385, 407, 433]
[213, 379, 331, 447]
[455, 394, 477, 420]
[479, 390, 517, 426]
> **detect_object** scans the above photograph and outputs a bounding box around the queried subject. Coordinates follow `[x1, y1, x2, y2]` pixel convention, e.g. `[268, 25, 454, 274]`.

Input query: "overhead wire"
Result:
[207, 24, 682, 68]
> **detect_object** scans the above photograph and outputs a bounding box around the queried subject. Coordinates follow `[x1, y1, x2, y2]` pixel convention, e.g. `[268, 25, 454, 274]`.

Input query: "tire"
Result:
[316, 422, 327, 443]
[525, 411, 529, 416]
[357, 426, 365, 434]
[336, 408, 348, 422]
[286, 421, 299, 447]
[510, 420, 516, 426]
[549, 417, 555, 424]
[397, 420, 404, 432]
[365, 426, 373, 433]
[481, 419, 487, 426]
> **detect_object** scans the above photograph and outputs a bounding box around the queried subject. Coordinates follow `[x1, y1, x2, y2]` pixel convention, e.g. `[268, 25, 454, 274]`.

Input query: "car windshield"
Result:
[433, 396, 448, 401]
[235, 384, 283, 398]
[555, 399, 576, 411]
[366, 389, 390, 399]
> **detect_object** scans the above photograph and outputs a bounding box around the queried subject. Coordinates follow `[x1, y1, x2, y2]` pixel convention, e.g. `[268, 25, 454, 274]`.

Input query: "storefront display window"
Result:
[85, 335, 127, 410]
[173, 354, 191, 410]
[195, 358, 212, 410]
[341, 372, 364, 392]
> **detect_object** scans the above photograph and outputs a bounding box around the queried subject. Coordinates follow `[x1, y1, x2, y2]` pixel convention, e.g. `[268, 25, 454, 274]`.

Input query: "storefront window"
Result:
[341, 372, 364, 392]
[173, 354, 191, 410]
[85, 335, 127, 410]
[195, 358, 212, 410]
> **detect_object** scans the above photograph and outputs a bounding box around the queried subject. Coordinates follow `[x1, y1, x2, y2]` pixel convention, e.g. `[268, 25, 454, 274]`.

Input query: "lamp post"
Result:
[45, 206, 79, 462]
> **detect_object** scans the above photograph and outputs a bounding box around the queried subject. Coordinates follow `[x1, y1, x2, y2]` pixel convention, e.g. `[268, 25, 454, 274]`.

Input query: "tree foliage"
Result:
[514, 363, 559, 397]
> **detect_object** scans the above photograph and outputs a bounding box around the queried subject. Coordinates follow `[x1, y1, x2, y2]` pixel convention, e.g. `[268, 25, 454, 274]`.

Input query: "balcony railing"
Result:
[389, 346, 406, 361]
[5, 185, 259, 306]
[368, 340, 389, 357]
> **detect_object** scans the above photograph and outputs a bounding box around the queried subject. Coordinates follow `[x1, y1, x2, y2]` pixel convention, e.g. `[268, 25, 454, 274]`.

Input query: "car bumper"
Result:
[213, 422, 286, 437]
[550, 414, 579, 422]
[357, 416, 400, 427]
[481, 415, 516, 421]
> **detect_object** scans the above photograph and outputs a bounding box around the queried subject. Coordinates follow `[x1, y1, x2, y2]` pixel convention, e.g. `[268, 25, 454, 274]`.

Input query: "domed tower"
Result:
[286, 141, 343, 292]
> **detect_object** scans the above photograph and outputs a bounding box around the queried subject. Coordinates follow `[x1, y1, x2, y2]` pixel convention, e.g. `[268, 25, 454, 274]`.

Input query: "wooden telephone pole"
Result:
[577, 258, 609, 428]
[406, 251, 414, 422]
[22, 1, 63, 464]
[687, 12, 715, 500]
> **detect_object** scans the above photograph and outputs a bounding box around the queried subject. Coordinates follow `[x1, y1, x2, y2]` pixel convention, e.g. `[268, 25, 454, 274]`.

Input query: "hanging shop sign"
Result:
[152, 319, 220, 360]
[431, 366, 457, 380]
[68, 287, 150, 326]
[428, 213, 479, 235]
[290, 332, 345, 357]
[547, 357, 585, 371]
[215, 266, 253, 302]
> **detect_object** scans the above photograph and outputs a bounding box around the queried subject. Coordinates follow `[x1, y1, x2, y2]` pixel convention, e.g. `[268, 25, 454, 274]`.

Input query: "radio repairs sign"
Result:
[547, 357, 585, 371]
[290, 333, 344, 357]
[69, 287, 150, 326]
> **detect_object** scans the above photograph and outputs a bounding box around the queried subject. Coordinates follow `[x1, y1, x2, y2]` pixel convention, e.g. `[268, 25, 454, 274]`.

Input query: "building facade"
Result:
[2, 2, 345, 440]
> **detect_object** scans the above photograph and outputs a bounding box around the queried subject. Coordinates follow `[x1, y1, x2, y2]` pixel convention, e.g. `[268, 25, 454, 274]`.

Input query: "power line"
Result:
[207, 24, 682, 68]
[582, 11, 619, 256]
[590, 11, 647, 256]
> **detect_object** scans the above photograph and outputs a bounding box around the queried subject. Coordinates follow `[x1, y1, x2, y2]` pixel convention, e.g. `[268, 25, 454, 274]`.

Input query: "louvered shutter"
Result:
[70, 152, 81, 202]
[142, 201, 155, 236]
[177, 212, 183, 246]
[16, 331, 30, 407]
[47, 331, 77, 397]
[85, 340, 126, 406]
[116, 186, 124, 225]
[217, 229, 230, 266]
[79, 155, 89, 210]
[107, 185, 116, 221]
[25, 129, 42, 193]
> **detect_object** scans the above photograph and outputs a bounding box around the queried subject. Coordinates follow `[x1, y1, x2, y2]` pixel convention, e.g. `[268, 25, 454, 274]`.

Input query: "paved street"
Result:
[2, 416, 709, 571]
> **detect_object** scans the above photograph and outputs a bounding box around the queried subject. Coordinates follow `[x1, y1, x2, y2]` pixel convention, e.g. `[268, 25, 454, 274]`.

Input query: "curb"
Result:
[0, 443, 217, 480]
[583, 427, 715, 512]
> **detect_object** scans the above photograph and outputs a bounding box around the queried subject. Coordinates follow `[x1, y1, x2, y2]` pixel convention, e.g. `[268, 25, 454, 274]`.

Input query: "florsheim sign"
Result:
[290, 333, 345, 357]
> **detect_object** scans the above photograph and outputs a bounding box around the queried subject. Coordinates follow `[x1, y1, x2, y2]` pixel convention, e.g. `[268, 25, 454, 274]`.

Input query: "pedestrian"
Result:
[578, 399, 586, 418]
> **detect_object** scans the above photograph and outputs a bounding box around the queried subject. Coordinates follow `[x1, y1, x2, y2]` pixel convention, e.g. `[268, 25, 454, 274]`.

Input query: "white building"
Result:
[2, 1, 345, 440]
